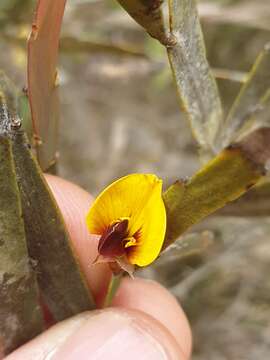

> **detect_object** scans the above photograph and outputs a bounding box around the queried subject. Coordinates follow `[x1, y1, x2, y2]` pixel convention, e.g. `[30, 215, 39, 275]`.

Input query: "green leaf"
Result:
[163, 128, 270, 248]
[11, 130, 96, 321]
[167, 0, 223, 154]
[0, 97, 43, 356]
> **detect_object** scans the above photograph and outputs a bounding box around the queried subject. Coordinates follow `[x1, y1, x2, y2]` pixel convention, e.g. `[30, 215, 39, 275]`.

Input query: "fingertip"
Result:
[6, 309, 187, 360]
[45, 174, 111, 303]
[112, 277, 192, 358]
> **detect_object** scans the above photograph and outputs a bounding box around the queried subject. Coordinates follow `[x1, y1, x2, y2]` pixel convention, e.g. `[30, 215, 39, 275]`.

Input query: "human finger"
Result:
[6, 309, 188, 360]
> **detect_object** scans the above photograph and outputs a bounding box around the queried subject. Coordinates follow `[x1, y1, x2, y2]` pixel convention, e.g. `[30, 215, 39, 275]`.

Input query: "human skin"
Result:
[5, 175, 192, 360]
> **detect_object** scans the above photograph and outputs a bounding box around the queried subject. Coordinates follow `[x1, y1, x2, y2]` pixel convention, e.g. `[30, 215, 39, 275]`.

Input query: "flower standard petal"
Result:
[87, 174, 160, 233]
[86, 173, 167, 268]
[126, 179, 167, 266]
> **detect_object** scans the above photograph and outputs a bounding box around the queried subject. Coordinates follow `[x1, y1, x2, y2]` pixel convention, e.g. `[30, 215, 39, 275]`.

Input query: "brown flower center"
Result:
[98, 219, 130, 257]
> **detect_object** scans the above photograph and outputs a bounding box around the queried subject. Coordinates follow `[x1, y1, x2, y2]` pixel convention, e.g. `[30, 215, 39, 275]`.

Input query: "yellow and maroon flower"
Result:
[86, 174, 166, 271]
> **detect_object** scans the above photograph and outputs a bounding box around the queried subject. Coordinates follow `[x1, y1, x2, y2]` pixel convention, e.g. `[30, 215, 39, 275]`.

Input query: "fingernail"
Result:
[52, 310, 169, 360]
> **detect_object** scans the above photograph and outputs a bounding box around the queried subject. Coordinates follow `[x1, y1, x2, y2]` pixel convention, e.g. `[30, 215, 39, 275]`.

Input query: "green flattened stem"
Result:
[11, 130, 95, 321]
[0, 135, 43, 355]
[163, 128, 270, 249]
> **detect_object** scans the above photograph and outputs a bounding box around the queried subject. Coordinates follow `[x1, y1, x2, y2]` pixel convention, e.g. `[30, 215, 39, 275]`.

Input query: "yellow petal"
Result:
[87, 174, 158, 234]
[126, 180, 166, 266]
[86, 173, 166, 267]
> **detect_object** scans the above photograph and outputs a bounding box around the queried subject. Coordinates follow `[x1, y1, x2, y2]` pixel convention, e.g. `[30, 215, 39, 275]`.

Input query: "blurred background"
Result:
[1, 1, 270, 358]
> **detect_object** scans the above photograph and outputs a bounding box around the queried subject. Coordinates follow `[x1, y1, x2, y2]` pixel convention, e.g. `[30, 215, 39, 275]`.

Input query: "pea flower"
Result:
[86, 174, 166, 274]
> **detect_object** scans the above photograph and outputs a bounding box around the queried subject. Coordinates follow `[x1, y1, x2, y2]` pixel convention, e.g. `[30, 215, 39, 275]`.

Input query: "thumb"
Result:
[6, 309, 188, 360]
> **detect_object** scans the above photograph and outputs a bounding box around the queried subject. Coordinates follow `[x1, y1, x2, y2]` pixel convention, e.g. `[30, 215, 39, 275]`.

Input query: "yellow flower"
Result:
[86, 174, 166, 268]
